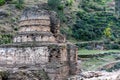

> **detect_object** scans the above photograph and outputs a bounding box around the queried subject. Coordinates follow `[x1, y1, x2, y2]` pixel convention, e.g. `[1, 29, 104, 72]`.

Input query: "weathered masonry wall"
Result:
[0, 47, 49, 65]
[13, 33, 56, 43]
[0, 43, 77, 80]
[19, 19, 50, 27]
[19, 26, 50, 32]
[0, 7, 78, 80]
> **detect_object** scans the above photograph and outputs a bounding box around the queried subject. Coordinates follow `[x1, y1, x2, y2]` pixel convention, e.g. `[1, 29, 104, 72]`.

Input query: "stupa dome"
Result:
[13, 7, 56, 43]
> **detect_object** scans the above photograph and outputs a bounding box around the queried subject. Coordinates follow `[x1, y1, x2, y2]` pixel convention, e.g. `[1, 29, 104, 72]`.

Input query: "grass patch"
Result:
[79, 49, 120, 71]
[78, 49, 120, 55]
[81, 55, 116, 71]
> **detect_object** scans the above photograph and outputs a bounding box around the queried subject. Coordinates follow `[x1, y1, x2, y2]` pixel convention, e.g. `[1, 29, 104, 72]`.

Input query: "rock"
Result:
[0, 10, 9, 19]
[68, 71, 120, 80]
[116, 74, 120, 80]
[81, 71, 102, 78]
[0, 68, 50, 80]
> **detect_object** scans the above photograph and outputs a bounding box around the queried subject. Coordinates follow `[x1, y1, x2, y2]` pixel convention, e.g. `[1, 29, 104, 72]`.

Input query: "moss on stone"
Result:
[0, 71, 9, 80]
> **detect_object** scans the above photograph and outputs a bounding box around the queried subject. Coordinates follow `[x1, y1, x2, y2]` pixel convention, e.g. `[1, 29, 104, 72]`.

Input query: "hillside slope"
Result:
[0, 0, 120, 44]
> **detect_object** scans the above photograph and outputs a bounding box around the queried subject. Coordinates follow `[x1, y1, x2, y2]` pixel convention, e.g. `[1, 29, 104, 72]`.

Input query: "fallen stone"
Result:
[0, 10, 9, 19]
[68, 70, 120, 80]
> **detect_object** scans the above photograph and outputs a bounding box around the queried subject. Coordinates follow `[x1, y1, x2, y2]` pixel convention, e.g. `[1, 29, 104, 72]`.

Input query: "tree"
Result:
[115, 0, 120, 17]
[0, 0, 5, 6]
[104, 27, 112, 38]
[15, 0, 24, 9]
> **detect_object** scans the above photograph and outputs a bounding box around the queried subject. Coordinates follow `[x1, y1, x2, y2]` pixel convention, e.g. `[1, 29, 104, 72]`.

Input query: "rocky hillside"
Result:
[0, 0, 120, 43]
[0, 0, 48, 44]
[0, 0, 47, 33]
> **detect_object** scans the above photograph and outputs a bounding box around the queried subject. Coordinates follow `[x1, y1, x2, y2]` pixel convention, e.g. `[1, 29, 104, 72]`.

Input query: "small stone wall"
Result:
[0, 47, 49, 65]
[67, 44, 78, 75]
[0, 43, 78, 80]
[21, 10, 50, 21]
[19, 19, 50, 27]
[13, 34, 56, 43]
[19, 26, 50, 32]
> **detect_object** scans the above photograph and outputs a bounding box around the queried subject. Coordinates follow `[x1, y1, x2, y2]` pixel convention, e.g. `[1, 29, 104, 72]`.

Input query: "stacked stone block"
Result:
[13, 9, 56, 43]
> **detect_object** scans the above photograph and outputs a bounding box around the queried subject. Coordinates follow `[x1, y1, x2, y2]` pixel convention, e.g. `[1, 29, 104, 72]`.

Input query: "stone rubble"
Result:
[68, 71, 120, 80]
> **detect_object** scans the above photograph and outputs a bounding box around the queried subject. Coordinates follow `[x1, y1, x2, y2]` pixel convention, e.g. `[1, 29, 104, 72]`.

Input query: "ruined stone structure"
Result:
[0, 6, 78, 80]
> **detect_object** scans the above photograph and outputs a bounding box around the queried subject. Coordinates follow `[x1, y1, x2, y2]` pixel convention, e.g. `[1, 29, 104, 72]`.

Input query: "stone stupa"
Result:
[0, 6, 78, 80]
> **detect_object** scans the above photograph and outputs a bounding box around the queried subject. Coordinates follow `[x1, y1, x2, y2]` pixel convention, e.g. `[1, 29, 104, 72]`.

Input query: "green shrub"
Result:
[105, 43, 120, 49]
[66, 0, 74, 6]
[57, 4, 64, 10]
[60, 27, 73, 39]
[104, 27, 112, 38]
[48, 0, 66, 22]
[0, 34, 13, 44]
[0, 0, 5, 6]
[15, 0, 24, 9]
[48, 0, 61, 10]
[73, 9, 120, 41]
[105, 62, 120, 72]
[76, 42, 91, 49]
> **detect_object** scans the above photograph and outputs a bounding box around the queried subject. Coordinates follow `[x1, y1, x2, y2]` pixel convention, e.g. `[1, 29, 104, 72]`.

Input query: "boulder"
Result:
[0, 10, 9, 19]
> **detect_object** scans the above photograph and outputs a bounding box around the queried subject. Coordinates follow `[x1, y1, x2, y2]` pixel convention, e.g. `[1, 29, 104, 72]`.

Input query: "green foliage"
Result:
[115, 0, 120, 17]
[15, 0, 24, 9]
[104, 62, 120, 72]
[48, 0, 67, 23]
[48, 0, 120, 41]
[57, 4, 64, 10]
[60, 27, 73, 39]
[76, 43, 89, 49]
[0, 0, 5, 6]
[104, 27, 112, 38]
[72, 0, 120, 41]
[66, 0, 74, 6]
[0, 34, 13, 44]
[80, 0, 105, 12]
[93, 0, 110, 5]
[105, 43, 120, 49]
[48, 0, 61, 10]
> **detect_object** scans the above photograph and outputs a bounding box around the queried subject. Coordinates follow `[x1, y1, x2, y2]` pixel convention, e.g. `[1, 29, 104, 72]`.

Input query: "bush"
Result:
[73, 9, 120, 41]
[76, 42, 91, 49]
[0, 34, 13, 44]
[114, 39, 120, 44]
[48, 0, 66, 22]
[0, 0, 5, 6]
[105, 43, 120, 49]
[76, 43, 86, 49]
[66, 0, 74, 6]
[57, 4, 64, 10]
[48, 0, 61, 10]
[15, 0, 24, 9]
[104, 27, 112, 38]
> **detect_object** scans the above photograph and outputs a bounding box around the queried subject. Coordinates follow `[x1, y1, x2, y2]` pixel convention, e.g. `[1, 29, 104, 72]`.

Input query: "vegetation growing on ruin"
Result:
[0, 34, 12, 44]
[15, 0, 24, 9]
[0, 0, 5, 6]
